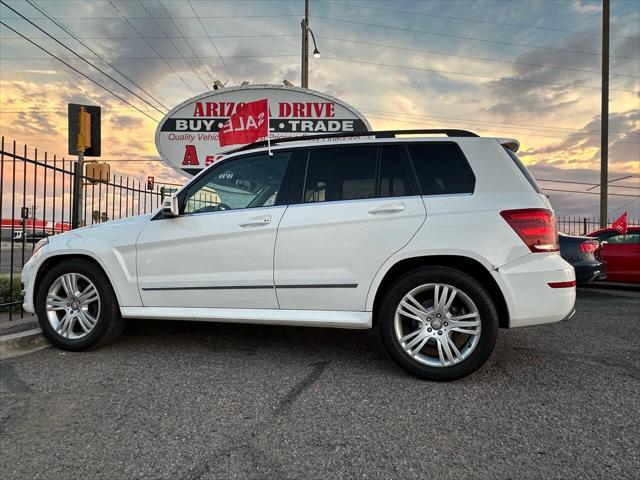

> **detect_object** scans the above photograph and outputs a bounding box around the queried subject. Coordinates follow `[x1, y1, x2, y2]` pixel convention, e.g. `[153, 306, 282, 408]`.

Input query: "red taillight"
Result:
[579, 240, 600, 254]
[548, 280, 576, 288]
[500, 208, 559, 253]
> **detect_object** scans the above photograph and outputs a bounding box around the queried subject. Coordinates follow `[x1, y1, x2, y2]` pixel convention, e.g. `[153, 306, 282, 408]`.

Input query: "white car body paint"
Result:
[22, 136, 575, 330]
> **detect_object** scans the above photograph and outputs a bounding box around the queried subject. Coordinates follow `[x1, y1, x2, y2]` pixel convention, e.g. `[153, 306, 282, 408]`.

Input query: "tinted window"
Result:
[504, 147, 542, 193]
[408, 143, 475, 195]
[379, 145, 417, 198]
[182, 152, 289, 214]
[606, 233, 640, 244]
[304, 146, 377, 203]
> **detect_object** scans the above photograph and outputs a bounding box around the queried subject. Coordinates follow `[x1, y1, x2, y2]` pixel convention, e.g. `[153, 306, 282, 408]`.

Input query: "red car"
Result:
[587, 227, 640, 283]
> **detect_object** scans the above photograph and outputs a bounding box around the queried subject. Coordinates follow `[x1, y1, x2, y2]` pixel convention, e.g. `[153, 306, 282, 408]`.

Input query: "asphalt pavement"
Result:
[1, 288, 638, 479]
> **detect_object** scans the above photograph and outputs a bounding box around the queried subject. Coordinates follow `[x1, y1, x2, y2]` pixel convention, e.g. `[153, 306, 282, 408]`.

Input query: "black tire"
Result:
[35, 259, 124, 351]
[379, 266, 498, 381]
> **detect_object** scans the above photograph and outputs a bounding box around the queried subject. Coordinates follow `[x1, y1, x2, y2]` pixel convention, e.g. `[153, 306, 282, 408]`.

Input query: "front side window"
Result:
[408, 143, 475, 195]
[182, 152, 290, 214]
[304, 146, 377, 203]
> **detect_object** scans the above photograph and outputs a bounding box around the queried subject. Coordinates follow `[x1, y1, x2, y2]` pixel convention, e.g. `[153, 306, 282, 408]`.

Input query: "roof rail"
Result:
[228, 129, 478, 153]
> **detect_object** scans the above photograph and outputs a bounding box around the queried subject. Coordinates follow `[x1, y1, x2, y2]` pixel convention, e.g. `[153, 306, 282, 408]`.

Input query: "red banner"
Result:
[218, 99, 269, 147]
[611, 212, 628, 234]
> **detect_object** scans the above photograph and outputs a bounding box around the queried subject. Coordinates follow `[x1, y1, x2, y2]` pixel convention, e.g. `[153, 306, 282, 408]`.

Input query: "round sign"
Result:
[155, 84, 371, 175]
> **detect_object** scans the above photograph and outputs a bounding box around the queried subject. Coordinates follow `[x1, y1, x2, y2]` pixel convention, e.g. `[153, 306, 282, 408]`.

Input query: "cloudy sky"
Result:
[1, 0, 638, 219]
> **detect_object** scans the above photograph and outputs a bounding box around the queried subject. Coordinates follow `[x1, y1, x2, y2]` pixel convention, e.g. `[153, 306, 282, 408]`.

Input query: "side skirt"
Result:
[119, 307, 372, 329]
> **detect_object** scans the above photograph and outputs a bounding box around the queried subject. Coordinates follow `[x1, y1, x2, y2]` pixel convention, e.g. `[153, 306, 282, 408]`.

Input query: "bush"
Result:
[0, 274, 23, 312]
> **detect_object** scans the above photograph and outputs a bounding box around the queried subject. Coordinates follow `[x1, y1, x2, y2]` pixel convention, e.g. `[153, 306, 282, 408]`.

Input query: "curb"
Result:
[0, 328, 50, 360]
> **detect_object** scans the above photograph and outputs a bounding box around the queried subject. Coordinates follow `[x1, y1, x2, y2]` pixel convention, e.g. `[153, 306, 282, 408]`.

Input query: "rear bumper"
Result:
[574, 262, 606, 284]
[494, 253, 576, 328]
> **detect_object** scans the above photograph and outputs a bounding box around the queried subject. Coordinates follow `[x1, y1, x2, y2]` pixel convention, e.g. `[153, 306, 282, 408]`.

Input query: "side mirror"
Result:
[161, 195, 179, 217]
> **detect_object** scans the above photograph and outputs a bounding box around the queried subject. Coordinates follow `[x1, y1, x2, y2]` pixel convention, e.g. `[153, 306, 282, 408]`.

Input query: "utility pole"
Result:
[301, 0, 309, 88]
[600, 0, 610, 228]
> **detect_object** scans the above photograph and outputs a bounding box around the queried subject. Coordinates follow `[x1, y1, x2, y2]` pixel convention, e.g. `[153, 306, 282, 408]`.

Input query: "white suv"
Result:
[21, 130, 575, 380]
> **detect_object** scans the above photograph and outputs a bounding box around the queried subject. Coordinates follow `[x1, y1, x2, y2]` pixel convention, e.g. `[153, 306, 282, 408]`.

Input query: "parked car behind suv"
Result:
[587, 227, 640, 283]
[558, 233, 606, 284]
[21, 130, 575, 380]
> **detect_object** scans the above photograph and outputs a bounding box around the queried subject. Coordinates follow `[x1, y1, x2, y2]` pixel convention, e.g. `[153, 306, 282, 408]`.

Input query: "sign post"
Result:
[69, 104, 101, 228]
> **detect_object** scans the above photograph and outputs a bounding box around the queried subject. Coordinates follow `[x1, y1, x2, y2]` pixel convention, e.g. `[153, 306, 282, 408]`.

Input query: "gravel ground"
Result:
[1, 288, 638, 480]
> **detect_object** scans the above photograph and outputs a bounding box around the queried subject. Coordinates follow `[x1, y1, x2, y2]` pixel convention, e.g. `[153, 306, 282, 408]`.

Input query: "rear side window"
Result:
[407, 143, 475, 195]
[504, 147, 542, 194]
[304, 146, 377, 203]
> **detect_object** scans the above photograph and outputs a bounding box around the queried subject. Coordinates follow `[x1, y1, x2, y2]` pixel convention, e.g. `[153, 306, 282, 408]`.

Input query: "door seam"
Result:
[272, 205, 289, 309]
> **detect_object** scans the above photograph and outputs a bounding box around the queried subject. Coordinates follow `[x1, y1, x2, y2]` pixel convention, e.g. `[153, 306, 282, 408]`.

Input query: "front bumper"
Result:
[20, 250, 43, 314]
[494, 253, 576, 328]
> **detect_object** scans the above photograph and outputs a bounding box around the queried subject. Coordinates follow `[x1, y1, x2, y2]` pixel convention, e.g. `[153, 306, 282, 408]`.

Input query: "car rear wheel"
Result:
[35, 259, 124, 351]
[379, 267, 498, 381]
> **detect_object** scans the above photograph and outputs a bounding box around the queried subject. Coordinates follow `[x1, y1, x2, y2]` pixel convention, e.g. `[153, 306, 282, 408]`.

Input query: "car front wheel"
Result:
[35, 259, 124, 351]
[379, 267, 498, 381]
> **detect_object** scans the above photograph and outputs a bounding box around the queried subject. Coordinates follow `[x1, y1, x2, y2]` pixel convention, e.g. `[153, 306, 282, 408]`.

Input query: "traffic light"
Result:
[85, 162, 110, 184]
[147, 176, 155, 191]
[68, 103, 101, 156]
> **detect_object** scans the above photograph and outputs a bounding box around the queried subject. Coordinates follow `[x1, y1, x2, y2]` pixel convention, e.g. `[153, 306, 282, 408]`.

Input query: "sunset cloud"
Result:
[1, 0, 638, 218]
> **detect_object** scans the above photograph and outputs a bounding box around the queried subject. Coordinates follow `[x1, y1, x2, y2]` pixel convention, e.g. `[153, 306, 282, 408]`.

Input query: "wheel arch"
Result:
[34, 253, 121, 307]
[370, 255, 510, 328]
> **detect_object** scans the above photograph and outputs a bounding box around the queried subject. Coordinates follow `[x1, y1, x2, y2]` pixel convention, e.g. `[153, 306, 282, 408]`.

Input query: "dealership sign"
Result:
[155, 85, 371, 175]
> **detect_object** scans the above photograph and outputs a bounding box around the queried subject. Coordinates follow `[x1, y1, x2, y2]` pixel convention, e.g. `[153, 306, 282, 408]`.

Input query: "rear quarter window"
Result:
[503, 147, 542, 194]
[407, 143, 475, 195]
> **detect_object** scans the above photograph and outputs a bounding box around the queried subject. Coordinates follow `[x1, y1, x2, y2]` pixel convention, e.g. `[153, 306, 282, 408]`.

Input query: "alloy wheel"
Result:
[45, 272, 101, 340]
[394, 283, 481, 367]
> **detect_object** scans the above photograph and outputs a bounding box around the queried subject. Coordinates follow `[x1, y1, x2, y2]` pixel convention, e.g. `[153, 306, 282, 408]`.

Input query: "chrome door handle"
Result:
[239, 216, 272, 227]
[368, 204, 405, 215]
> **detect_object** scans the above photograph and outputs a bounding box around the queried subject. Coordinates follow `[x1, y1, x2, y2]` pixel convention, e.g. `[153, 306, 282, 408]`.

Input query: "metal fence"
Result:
[556, 216, 639, 236]
[0, 137, 179, 320]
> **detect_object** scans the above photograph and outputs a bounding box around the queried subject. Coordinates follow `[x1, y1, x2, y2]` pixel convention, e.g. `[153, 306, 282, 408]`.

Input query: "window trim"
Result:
[298, 143, 421, 205]
[302, 144, 380, 204]
[173, 150, 295, 218]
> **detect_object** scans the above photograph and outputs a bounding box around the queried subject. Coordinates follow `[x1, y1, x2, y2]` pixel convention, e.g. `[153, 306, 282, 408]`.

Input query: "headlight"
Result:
[32, 237, 49, 256]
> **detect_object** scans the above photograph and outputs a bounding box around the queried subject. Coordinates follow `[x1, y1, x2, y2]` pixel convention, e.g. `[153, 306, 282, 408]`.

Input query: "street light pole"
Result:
[600, 0, 610, 228]
[301, 0, 309, 88]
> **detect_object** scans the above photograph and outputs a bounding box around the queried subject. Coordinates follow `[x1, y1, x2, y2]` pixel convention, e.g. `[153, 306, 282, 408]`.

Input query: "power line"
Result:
[0, 33, 302, 40]
[324, 1, 640, 40]
[316, 35, 640, 79]
[137, 0, 212, 89]
[0, 0, 168, 116]
[1, 54, 299, 60]
[363, 113, 640, 145]
[0, 20, 160, 122]
[187, 0, 237, 84]
[608, 197, 640, 215]
[0, 14, 302, 20]
[321, 56, 639, 93]
[311, 15, 640, 60]
[541, 188, 639, 198]
[24, 0, 170, 112]
[107, 0, 199, 95]
[361, 108, 633, 138]
[537, 178, 639, 190]
[3, 102, 636, 145]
